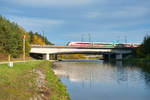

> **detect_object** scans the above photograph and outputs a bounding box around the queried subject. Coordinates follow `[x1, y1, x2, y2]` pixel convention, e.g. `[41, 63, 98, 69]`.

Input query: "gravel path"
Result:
[31, 69, 50, 100]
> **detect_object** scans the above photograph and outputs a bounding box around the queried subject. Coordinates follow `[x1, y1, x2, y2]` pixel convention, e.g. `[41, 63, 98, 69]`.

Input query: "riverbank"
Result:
[0, 60, 70, 100]
[123, 57, 150, 72]
[123, 57, 150, 63]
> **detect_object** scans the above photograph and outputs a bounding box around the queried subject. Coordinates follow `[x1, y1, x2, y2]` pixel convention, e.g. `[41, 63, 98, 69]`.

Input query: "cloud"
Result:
[85, 6, 149, 19]
[7, 15, 64, 32]
[0, 7, 21, 14]
[81, 5, 150, 31]
[5, 0, 101, 7]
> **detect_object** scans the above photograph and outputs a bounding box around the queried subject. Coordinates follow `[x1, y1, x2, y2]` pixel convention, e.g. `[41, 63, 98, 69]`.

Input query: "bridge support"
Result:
[116, 54, 122, 60]
[46, 53, 50, 60]
[103, 54, 113, 61]
[53, 54, 57, 60]
[50, 54, 53, 60]
[49, 54, 57, 60]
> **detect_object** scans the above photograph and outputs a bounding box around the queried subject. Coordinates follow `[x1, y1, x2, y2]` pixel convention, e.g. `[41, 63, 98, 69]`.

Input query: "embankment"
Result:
[0, 60, 70, 100]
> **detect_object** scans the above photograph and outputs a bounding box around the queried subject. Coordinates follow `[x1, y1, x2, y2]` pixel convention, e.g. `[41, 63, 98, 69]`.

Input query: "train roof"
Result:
[67, 41, 141, 44]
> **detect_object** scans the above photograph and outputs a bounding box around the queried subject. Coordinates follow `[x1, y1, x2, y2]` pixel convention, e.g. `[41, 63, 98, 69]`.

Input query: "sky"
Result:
[0, 0, 150, 45]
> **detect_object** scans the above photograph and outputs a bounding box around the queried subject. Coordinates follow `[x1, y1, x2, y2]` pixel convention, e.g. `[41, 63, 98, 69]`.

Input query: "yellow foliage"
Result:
[33, 35, 38, 44]
[38, 37, 44, 45]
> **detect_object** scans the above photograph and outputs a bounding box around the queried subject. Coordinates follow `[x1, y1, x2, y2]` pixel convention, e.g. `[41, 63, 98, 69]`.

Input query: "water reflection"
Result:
[52, 60, 150, 100]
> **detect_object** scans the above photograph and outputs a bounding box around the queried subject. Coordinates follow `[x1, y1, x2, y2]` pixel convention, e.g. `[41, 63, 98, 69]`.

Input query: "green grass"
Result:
[45, 62, 70, 100]
[0, 61, 70, 100]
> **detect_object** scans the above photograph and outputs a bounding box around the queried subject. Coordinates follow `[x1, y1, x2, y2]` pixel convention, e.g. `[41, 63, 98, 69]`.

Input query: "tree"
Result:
[25, 34, 31, 56]
[0, 15, 31, 60]
[33, 34, 38, 44]
[28, 31, 34, 44]
[28, 31, 53, 45]
[38, 37, 44, 45]
[0, 18, 22, 58]
[136, 35, 150, 58]
[136, 44, 145, 57]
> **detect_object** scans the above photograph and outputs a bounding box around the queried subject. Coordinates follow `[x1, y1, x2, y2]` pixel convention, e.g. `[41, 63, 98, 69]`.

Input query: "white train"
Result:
[67, 42, 140, 47]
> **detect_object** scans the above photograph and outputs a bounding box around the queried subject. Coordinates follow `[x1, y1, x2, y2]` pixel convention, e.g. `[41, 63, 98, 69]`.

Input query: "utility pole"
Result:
[42, 30, 45, 45]
[125, 36, 127, 43]
[117, 36, 120, 43]
[88, 33, 91, 42]
[81, 34, 84, 42]
[23, 34, 25, 61]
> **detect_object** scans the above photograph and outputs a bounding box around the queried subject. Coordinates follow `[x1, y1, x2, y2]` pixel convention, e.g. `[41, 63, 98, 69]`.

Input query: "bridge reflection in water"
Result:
[52, 60, 150, 100]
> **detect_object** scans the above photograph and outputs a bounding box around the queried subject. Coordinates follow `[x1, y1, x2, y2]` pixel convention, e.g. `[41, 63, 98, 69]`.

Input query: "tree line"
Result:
[136, 35, 150, 59]
[28, 31, 53, 45]
[0, 15, 53, 59]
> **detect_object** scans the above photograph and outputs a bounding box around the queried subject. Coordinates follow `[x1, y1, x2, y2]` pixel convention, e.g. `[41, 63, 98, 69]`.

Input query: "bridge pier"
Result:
[103, 54, 114, 61]
[46, 53, 50, 60]
[53, 54, 57, 60]
[103, 53, 123, 61]
[116, 54, 122, 60]
[48, 54, 58, 60]
[50, 54, 53, 60]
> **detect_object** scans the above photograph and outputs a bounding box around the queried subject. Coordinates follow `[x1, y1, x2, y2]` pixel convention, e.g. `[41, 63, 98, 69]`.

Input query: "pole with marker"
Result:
[23, 34, 26, 61]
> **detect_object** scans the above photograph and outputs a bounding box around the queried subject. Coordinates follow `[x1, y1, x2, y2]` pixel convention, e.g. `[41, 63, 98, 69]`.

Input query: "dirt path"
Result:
[31, 69, 50, 100]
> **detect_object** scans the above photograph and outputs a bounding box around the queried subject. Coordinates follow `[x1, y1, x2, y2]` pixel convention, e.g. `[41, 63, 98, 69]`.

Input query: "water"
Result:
[52, 60, 150, 100]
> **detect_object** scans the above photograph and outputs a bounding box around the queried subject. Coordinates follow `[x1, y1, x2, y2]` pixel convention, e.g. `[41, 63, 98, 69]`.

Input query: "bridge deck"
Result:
[31, 45, 135, 49]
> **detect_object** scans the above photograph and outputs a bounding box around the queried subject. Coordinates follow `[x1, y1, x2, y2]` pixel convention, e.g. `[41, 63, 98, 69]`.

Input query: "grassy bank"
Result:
[0, 61, 70, 100]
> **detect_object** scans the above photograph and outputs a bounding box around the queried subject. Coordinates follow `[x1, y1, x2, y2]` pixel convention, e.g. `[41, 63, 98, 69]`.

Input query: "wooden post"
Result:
[8, 54, 11, 62]
[8, 54, 13, 67]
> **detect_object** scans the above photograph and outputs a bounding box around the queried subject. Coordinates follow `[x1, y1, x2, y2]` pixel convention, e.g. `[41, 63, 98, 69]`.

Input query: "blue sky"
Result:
[0, 0, 150, 45]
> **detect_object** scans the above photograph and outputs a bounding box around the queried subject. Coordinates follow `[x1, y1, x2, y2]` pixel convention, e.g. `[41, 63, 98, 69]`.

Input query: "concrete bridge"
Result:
[30, 45, 134, 60]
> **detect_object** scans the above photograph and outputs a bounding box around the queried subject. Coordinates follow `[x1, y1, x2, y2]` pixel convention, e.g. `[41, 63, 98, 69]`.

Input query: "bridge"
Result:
[30, 45, 134, 60]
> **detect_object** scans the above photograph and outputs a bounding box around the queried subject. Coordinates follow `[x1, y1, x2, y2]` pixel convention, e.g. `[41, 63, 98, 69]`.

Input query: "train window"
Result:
[76, 43, 91, 44]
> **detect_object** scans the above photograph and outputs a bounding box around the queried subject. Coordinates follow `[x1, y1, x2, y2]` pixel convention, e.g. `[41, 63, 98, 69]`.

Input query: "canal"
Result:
[52, 60, 150, 100]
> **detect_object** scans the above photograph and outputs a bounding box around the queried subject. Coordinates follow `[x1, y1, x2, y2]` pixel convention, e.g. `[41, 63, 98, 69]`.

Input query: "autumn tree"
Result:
[33, 34, 38, 44]
[38, 37, 44, 45]
[28, 30, 53, 45]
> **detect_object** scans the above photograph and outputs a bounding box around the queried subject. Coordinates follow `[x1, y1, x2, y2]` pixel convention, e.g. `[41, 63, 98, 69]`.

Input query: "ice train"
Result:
[67, 42, 140, 47]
